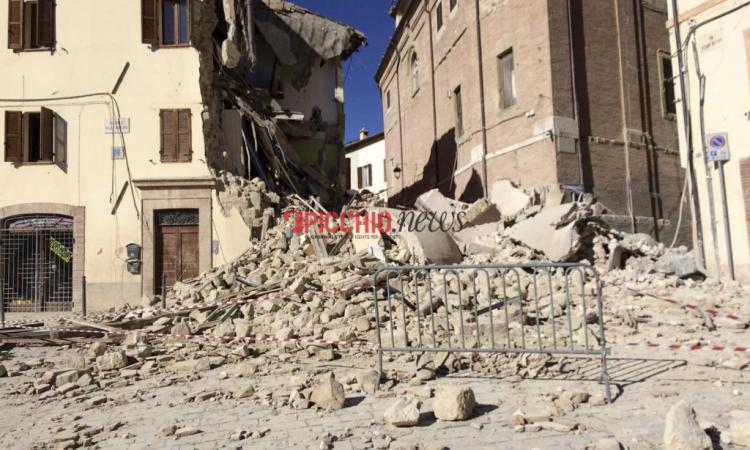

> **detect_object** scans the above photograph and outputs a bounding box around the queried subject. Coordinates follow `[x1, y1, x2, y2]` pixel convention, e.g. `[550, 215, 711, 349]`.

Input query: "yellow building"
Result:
[668, 0, 750, 281]
[0, 0, 363, 312]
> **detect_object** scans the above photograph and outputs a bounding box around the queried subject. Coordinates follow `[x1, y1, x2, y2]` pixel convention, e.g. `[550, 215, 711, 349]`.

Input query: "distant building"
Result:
[376, 0, 690, 245]
[345, 129, 387, 199]
[667, 0, 750, 281]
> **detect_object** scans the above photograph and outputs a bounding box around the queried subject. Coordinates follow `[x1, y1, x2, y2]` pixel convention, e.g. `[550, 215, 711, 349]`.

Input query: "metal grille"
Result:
[372, 263, 611, 402]
[0, 215, 74, 312]
[155, 209, 199, 226]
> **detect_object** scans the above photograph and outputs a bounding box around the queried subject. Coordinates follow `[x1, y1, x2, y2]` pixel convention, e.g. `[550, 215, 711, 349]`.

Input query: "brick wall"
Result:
[377, 0, 689, 244]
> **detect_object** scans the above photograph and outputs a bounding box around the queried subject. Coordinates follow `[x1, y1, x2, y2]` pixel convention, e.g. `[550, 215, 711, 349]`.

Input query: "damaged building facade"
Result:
[377, 0, 690, 245]
[0, 0, 364, 311]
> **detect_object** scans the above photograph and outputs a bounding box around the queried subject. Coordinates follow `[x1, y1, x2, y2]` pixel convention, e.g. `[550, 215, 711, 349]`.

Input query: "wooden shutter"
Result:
[54, 113, 67, 169]
[142, 0, 160, 45]
[367, 165, 373, 187]
[37, 0, 54, 48]
[4, 111, 23, 163]
[8, 0, 23, 50]
[177, 109, 192, 162]
[160, 110, 177, 162]
[357, 167, 363, 189]
[40, 107, 54, 161]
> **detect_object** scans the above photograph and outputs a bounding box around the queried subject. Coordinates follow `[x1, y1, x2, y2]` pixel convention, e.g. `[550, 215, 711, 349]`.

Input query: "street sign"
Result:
[706, 132, 730, 162]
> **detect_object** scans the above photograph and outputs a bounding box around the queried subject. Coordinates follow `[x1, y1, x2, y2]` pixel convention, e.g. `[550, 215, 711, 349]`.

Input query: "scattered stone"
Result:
[0, 364, 7, 377]
[96, 351, 129, 371]
[433, 385, 476, 421]
[159, 424, 177, 437]
[310, 373, 346, 410]
[166, 358, 211, 373]
[174, 427, 201, 438]
[88, 342, 108, 357]
[357, 369, 380, 394]
[384, 397, 421, 427]
[663, 401, 711, 450]
[85, 395, 108, 407]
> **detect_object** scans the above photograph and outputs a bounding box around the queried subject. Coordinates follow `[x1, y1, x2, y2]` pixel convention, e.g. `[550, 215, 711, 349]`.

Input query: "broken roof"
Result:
[254, 0, 367, 64]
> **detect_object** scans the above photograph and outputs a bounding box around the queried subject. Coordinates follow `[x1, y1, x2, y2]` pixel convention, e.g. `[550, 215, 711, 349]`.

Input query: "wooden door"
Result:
[155, 224, 199, 294]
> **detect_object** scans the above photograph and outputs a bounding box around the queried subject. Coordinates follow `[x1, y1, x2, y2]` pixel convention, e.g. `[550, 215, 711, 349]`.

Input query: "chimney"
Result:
[359, 128, 369, 141]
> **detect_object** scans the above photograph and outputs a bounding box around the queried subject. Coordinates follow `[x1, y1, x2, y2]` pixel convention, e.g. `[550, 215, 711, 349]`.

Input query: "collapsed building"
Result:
[0, 0, 365, 310]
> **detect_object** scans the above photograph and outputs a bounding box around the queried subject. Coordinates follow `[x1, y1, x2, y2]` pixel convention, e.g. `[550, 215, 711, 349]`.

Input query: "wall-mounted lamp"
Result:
[393, 166, 402, 180]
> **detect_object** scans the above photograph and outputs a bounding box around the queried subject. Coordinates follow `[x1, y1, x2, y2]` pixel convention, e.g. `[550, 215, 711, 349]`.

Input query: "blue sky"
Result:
[292, 0, 394, 143]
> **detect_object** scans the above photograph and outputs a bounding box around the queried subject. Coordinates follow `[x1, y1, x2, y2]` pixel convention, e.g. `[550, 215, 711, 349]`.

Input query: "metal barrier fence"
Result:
[372, 263, 611, 402]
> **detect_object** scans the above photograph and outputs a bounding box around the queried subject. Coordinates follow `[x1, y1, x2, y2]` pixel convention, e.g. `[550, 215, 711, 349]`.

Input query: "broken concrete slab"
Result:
[507, 203, 586, 262]
[654, 251, 703, 279]
[490, 180, 531, 218]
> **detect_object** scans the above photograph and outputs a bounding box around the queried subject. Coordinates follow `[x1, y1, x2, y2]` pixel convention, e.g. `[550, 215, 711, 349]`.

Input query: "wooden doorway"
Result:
[154, 209, 199, 295]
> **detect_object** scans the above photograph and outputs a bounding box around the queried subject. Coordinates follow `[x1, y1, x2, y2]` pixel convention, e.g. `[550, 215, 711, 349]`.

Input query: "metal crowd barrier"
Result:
[372, 263, 611, 402]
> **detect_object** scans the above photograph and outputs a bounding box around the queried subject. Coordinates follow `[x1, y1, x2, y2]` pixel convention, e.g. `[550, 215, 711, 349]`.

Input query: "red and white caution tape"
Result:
[608, 281, 750, 328]
[622, 341, 750, 355]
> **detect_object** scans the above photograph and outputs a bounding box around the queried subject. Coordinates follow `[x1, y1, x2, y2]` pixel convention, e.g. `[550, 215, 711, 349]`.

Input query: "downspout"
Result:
[473, 0, 489, 197]
[427, 3, 439, 189]
[566, 0, 584, 188]
[613, 0, 637, 233]
[670, 0, 706, 267]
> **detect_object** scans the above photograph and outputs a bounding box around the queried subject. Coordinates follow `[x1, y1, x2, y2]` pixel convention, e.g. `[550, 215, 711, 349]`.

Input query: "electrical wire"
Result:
[0, 91, 141, 218]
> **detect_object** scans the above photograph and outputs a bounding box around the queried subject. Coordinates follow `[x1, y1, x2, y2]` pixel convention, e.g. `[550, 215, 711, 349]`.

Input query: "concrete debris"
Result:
[663, 402, 712, 450]
[96, 352, 128, 372]
[310, 373, 346, 410]
[507, 203, 593, 262]
[433, 385, 476, 421]
[654, 251, 703, 279]
[384, 397, 421, 427]
[490, 180, 532, 218]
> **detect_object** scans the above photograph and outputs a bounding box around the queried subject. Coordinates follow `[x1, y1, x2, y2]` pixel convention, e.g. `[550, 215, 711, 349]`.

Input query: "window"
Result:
[453, 85, 464, 138]
[410, 50, 420, 95]
[659, 52, 677, 117]
[386, 89, 392, 110]
[142, 0, 191, 47]
[450, 0, 457, 11]
[357, 164, 373, 189]
[498, 49, 517, 109]
[384, 159, 387, 182]
[4, 108, 66, 166]
[7, 0, 55, 51]
[160, 109, 192, 162]
[436, 3, 443, 31]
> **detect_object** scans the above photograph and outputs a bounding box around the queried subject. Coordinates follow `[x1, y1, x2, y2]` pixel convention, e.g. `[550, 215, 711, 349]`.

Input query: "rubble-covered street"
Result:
[2, 184, 750, 450]
[2, 0, 749, 449]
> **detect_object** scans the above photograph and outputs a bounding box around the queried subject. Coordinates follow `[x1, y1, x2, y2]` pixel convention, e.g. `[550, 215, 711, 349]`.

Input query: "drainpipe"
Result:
[474, 0, 489, 197]
[427, 3, 439, 189]
[613, 0, 636, 233]
[670, 0, 706, 268]
[566, 0, 584, 189]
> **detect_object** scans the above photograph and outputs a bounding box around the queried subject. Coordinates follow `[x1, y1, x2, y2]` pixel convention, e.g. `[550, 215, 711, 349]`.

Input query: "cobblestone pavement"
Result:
[1, 342, 748, 450]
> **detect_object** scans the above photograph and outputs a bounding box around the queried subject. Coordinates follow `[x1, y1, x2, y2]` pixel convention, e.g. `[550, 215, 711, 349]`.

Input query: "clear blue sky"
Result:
[292, 0, 394, 143]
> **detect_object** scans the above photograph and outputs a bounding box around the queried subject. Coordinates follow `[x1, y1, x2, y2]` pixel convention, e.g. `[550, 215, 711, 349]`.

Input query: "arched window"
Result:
[410, 50, 420, 94]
